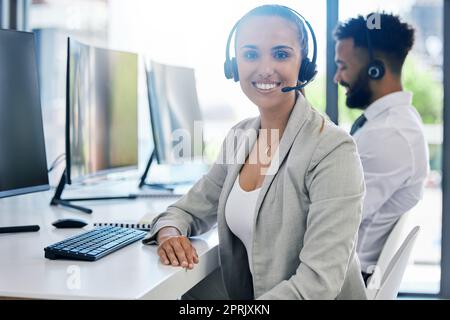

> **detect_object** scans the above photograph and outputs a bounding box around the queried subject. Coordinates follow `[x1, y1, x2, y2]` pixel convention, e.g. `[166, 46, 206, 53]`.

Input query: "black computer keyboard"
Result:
[44, 226, 147, 261]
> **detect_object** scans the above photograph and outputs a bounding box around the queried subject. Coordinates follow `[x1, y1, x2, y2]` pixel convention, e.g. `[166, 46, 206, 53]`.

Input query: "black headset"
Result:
[223, 6, 317, 92]
[365, 25, 385, 80]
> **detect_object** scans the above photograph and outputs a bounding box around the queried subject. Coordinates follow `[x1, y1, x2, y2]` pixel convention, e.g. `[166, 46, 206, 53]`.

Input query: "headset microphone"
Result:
[282, 85, 304, 93]
[281, 72, 317, 92]
[281, 87, 297, 93]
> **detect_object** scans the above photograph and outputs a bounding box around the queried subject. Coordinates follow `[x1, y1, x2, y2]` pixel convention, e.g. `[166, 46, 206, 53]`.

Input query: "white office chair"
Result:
[366, 225, 420, 300]
[372, 210, 413, 279]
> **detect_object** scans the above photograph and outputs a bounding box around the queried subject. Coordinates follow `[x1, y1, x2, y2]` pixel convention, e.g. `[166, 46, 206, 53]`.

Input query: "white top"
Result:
[353, 91, 429, 272]
[224, 175, 261, 274]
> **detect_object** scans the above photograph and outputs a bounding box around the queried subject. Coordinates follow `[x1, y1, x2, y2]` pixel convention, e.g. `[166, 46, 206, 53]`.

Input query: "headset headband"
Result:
[365, 27, 375, 62]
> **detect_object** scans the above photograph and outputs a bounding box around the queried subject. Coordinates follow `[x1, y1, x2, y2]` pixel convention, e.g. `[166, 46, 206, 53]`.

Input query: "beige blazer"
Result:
[144, 94, 367, 300]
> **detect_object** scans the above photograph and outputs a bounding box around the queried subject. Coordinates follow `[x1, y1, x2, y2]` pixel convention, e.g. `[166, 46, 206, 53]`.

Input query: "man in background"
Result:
[333, 13, 429, 283]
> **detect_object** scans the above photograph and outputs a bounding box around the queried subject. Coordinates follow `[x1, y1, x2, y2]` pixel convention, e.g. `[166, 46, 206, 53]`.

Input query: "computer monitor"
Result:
[50, 38, 138, 213]
[148, 61, 203, 164]
[0, 29, 49, 199]
[66, 38, 138, 184]
[139, 61, 204, 188]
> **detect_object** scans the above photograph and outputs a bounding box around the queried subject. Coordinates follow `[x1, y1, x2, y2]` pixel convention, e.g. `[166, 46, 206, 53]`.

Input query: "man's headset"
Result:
[365, 25, 385, 80]
[223, 6, 318, 93]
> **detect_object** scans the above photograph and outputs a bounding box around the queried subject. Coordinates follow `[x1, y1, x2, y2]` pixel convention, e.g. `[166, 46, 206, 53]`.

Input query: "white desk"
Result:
[0, 181, 219, 299]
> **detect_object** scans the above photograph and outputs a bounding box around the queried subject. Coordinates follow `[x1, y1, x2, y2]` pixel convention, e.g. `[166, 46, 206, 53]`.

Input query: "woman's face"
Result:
[235, 15, 302, 111]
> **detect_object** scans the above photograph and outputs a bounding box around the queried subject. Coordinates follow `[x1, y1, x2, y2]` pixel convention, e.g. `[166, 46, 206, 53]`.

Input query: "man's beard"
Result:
[341, 70, 372, 110]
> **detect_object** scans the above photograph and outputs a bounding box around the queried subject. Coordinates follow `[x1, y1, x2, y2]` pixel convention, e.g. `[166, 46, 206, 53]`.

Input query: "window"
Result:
[339, 0, 444, 294]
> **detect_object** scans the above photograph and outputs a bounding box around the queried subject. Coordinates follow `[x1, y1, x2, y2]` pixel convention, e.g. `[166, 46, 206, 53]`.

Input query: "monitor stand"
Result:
[138, 151, 175, 192]
[50, 168, 137, 214]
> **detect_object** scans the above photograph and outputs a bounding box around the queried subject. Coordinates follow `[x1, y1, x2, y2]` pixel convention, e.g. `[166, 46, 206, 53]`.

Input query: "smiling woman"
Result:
[235, 15, 302, 112]
[144, 4, 367, 300]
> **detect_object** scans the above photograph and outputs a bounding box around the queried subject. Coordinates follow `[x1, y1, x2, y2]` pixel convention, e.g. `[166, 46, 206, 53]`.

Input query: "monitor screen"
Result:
[67, 39, 138, 183]
[0, 29, 49, 199]
[146, 61, 203, 164]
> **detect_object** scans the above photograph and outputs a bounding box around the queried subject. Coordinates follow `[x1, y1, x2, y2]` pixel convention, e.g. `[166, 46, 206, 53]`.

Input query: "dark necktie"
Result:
[350, 114, 367, 136]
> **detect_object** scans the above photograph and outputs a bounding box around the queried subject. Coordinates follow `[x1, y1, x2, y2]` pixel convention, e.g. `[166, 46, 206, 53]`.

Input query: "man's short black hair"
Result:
[334, 13, 415, 75]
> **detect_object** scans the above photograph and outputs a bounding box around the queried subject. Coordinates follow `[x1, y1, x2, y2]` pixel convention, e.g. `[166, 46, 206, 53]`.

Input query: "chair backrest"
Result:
[375, 210, 412, 277]
[367, 226, 420, 300]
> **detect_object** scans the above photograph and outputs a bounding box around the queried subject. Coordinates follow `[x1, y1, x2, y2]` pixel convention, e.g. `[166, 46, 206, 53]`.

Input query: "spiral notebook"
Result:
[93, 212, 156, 231]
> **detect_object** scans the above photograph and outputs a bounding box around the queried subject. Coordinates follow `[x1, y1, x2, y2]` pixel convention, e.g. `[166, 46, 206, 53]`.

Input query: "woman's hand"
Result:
[156, 227, 199, 269]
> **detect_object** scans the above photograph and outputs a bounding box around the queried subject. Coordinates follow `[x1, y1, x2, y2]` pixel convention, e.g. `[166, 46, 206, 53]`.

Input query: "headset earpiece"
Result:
[224, 60, 233, 80]
[299, 58, 317, 83]
[367, 60, 385, 80]
[231, 58, 239, 82]
[224, 58, 239, 82]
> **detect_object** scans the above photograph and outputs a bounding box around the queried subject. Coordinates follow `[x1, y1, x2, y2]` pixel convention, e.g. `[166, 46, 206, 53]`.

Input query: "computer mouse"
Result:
[52, 218, 88, 229]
